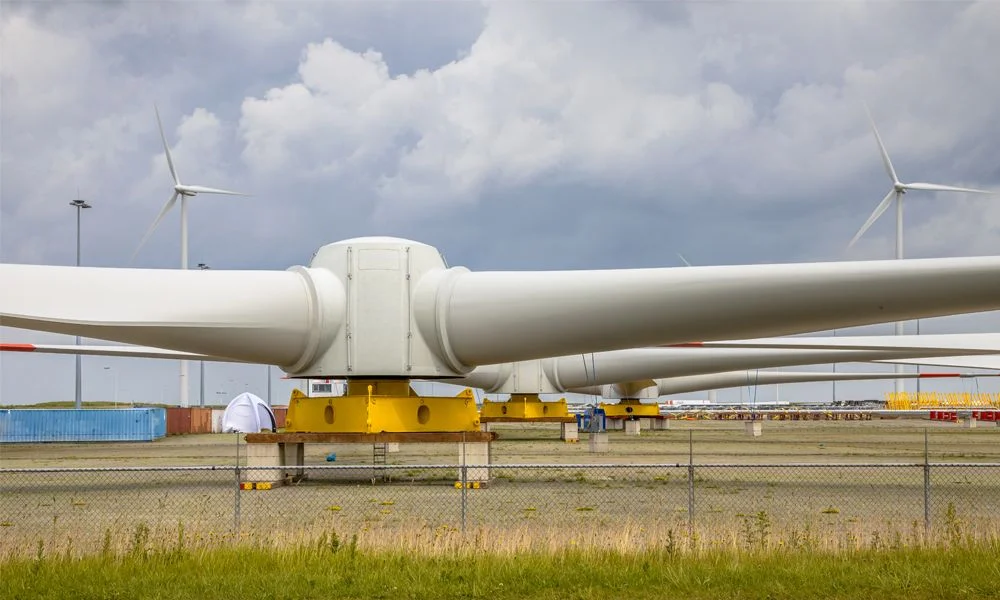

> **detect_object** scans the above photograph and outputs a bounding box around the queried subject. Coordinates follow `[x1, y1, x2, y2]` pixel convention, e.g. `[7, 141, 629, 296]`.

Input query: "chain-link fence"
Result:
[3, 458, 999, 556]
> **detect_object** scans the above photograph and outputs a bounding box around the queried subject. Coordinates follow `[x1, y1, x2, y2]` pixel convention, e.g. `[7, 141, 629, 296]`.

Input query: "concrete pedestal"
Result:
[653, 419, 670, 431]
[386, 442, 401, 453]
[745, 421, 763, 437]
[639, 417, 653, 429]
[246, 444, 283, 483]
[458, 442, 491, 482]
[963, 417, 977, 429]
[480, 422, 492, 433]
[560, 421, 579, 442]
[625, 420, 641, 436]
[589, 432, 610, 453]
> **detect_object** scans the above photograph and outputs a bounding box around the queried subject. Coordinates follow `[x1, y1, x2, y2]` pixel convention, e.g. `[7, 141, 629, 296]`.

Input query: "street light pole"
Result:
[916, 319, 921, 398]
[197, 263, 210, 407]
[831, 328, 837, 404]
[103, 366, 118, 407]
[70, 197, 92, 409]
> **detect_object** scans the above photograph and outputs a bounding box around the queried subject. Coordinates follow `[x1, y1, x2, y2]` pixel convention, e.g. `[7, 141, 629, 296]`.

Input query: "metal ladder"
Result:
[371, 443, 389, 483]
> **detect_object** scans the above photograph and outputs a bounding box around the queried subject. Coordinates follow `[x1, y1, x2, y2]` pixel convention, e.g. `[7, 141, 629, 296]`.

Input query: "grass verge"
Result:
[3, 535, 999, 599]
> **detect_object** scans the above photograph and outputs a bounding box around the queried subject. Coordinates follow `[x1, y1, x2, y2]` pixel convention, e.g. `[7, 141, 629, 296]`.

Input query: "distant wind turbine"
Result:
[131, 104, 250, 407]
[848, 103, 993, 394]
[848, 104, 993, 254]
[131, 104, 249, 267]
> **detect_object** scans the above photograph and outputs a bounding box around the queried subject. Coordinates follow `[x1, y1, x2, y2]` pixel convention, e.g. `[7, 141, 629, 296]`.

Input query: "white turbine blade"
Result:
[653, 369, 991, 396]
[677, 333, 1000, 352]
[551, 339, 1000, 389]
[452, 341, 1000, 394]
[0, 342, 247, 363]
[848, 189, 896, 248]
[154, 103, 180, 186]
[450, 339, 1000, 395]
[864, 103, 899, 185]
[0, 265, 339, 367]
[439, 257, 1000, 368]
[903, 182, 994, 195]
[676, 253, 692, 267]
[178, 185, 250, 196]
[879, 355, 1000, 371]
[129, 191, 179, 264]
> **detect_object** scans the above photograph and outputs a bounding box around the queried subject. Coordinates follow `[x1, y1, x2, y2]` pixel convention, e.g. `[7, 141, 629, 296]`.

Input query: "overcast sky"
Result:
[3, 0, 1000, 408]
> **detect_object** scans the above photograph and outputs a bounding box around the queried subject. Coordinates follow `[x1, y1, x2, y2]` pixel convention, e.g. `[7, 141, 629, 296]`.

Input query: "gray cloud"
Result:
[3, 1, 1000, 407]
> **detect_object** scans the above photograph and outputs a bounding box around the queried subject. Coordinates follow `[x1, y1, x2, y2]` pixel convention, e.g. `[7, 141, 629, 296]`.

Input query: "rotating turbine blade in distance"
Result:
[903, 182, 994, 195]
[179, 185, 249, 196]
[864, 102, 899, 185]
[154, 103, 180, 186]
[130, 191, 179, 264]
[848, 188, 896, 249]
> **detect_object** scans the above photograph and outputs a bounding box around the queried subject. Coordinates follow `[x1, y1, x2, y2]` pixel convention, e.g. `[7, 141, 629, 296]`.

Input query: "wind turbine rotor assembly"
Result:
[12, 236, 1000, 431]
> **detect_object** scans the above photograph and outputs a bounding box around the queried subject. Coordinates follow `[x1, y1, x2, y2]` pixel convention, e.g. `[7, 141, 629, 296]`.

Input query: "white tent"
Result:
[221, 392, 277, 433]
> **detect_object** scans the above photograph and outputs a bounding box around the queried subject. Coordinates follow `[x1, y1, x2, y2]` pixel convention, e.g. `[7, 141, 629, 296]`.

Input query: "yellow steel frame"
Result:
[285, 380, 481, 433]
[599, 398, 660, 418]
[480, 394, 572, 419]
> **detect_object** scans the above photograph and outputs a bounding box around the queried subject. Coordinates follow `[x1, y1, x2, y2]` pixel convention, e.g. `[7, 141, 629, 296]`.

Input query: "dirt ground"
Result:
[2, 419, 998, 557]
[2, 418, 998, 468]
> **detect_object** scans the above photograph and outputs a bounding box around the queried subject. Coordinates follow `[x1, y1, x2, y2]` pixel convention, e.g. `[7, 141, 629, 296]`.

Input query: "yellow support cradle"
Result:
[479, 394, 572, 420]
[285, 380, 481, 433]
[599, 398, 661, 418]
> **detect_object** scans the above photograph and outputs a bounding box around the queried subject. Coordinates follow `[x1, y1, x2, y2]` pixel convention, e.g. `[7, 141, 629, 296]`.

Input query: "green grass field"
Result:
[4, 538, 999, 599]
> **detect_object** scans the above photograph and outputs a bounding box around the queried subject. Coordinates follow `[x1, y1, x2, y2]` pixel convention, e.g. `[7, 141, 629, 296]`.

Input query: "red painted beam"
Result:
[0, 343, 36, 352]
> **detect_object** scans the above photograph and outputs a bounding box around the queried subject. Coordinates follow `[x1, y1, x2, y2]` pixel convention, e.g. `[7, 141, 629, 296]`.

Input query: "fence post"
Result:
[687, 429, 694, 539]
[923, 428, 930, 537]
[234, 433, 242, 536]
[460, 467, 468, 534]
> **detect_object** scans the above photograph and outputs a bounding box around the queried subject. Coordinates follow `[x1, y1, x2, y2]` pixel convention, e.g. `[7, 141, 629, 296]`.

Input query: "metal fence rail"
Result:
[2, 460, 999, 556]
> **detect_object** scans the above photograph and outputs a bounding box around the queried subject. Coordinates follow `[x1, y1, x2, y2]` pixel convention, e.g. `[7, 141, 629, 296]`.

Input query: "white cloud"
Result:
[238, 3, 760, 219]
[0, 14, 95, 119]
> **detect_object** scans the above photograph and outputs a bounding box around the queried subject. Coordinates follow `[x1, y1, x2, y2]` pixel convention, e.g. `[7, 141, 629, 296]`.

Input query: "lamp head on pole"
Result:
[69, 199, 92, 209]
[197, 263, 210, 270]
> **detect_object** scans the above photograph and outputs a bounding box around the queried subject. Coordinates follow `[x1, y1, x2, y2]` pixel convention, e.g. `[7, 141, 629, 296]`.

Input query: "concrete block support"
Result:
[625, 420, 641, 436]
[589, 432, 610, 453]
[386, 442, 401, 453]
[654, 419, 670, 430]
[560, 421, 579, 442]
[458, 441, 491, 482]
[964, 417, 977, 429]
[278, 441, 305, 481]
[745, 421, 763, 437]
[246, 444, 283, 483]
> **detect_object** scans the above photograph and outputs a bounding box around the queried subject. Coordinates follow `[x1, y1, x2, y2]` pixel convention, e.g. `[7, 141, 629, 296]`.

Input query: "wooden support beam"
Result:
[245, 431, 497, 444]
